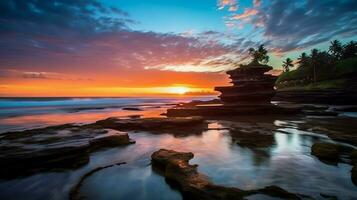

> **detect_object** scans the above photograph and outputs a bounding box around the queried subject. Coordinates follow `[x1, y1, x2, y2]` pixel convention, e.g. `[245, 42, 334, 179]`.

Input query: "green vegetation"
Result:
[282, 58, 293, 72]
[248, 44, 269, 64]
[276, 40, 357, 90]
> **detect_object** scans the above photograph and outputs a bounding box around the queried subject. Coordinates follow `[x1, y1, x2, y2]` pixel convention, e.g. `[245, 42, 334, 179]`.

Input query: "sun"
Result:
[168, 86, 189, 95]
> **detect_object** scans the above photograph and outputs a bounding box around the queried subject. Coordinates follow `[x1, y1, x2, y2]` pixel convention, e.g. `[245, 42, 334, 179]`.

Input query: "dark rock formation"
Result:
[230, 128, 275, 149]
[274, 76, 357, 105]
[122, 107, 142, 111]
[166, 63, 302, 117]
[151, 149, 305, 200]
[0, 125, 134, 179]
[351, 150, 357, 165]
[352, 165, 357, 186]
[295, 117, 357, 146]
[215, 62, 277, 104]
[311, 143, 340, 161]
[166, 104, 301, 117]
[95, 116, 207, 135]
[176, 99, 222, 108]
[274, 88, 357, 105]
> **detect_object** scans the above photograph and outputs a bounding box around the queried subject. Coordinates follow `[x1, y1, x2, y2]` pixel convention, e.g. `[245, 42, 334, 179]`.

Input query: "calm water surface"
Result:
[0, 98, 356, 200]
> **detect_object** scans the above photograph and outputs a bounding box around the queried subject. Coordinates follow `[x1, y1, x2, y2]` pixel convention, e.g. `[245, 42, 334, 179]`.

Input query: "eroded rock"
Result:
[352, 165, 357, 186]
[95, 116, 207, 136]
[0, 125, 134, 179]
[311, 142, 340, 161]
[229, 128, 275, 148]
[151, 149, 304, 200]
[122, 107, 142, 111]
[298, 117, 357, 146]
[351, 150, 357, 165]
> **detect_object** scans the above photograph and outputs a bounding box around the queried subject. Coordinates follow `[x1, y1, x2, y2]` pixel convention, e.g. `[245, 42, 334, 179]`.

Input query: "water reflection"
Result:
[0, 117, 356, 199]
[0, 106, 168, 133]
[81, 165, 182, 200]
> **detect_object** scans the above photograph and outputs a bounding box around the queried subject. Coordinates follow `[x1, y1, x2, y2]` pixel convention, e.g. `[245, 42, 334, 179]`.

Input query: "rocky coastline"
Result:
[151, 149, 306, 200]
[1, 108, 357, 199]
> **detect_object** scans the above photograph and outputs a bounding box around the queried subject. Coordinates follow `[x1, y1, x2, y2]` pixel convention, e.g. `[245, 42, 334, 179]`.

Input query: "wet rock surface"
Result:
[229, 123, 275, 148]
[274, 88, 357, 105]
[95, 116, 207, 135]
[298, 117, 357, 146]
[351, 150, 357, 165]
[0, 124, 134, 179]
[310, 142, 357, 186]
[352, 166, 357, 186]
[311, 142, 340, 161]
[166, 104, 301, 117]
[151, 149, 305, 200]
[122, 107, 142, 111]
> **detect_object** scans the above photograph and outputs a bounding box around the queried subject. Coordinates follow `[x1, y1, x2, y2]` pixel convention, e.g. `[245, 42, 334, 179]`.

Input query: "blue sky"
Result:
[102, 0, 357, 68]
[103, 0, 228, 33]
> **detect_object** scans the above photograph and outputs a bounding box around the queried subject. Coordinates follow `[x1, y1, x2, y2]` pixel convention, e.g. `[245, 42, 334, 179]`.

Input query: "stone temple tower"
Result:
[215, 61, 277, 105]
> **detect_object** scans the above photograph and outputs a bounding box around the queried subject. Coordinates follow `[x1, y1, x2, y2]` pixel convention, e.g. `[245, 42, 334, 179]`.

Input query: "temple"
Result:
[166, 61, 299, 117]
[215, 61, 277, 105]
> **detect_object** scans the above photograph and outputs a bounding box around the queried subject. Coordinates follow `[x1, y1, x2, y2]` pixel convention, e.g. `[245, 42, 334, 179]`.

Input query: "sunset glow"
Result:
[167, 87, 189, 95]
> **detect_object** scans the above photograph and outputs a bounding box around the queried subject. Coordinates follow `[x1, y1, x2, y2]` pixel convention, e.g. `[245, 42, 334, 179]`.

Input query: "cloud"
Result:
[223, 0, 357, 54]
[0, 0, 250, 75]
[218, 0, 238, 12]
[22, 72, 48, 79]
[256, 0, 357, 52]
[231, 8, 258, 20]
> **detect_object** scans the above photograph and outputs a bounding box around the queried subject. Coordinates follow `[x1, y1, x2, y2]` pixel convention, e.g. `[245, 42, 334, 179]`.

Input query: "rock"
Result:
[333, 106, 357, 112]
[229, 128, 275, 148]
[95, 116, 207, 135]
[122, 107, 142, 111]
[273, 89, 357, 105]
[151, 149, 304, 200]
[350, 150, 357, 165]
[311, 143, 340, 161]
[166, 104, 301, 117]
[0, 125, 134, 179]
[177, 99, 222, 108]
[89, 130, 135, 150]
[215, 62, 277, 104]
[298, 117, 357, 146]
[352, 165, 357, 186]
[302, 110, 338, 116]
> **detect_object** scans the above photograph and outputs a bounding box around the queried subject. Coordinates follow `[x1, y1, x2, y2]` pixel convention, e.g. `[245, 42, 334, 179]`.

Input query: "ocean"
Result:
[0, 97, 212, 133]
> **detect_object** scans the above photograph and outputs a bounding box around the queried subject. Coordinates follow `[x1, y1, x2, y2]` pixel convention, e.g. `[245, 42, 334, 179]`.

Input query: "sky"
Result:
[0, 0, 357, 97]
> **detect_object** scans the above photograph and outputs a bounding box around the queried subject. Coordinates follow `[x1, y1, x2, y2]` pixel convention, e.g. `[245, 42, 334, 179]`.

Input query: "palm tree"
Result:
[282, 58, 294, 72]
[342, 41, 357, 59]
[297, 52, 309, 68]
[310, 49, 319, 84]
[329, 40, 343, 61]
[248, 44, 269, 64]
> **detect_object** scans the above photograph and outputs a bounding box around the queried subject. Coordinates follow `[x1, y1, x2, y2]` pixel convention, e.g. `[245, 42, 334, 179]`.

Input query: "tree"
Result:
[342, 41, 357, 59]
[282, 58, 294, 72]
[297, 52, 309, 68]
[329, 40, 343, 61]
[310, 49, 319, 84]
[248, 44, 269, 64]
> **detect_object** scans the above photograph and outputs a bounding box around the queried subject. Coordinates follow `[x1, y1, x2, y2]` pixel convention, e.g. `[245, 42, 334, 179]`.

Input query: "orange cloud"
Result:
[218, 0, 238, 11]
[231, 8, 258, 20]
[253, 0, 261, 7]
